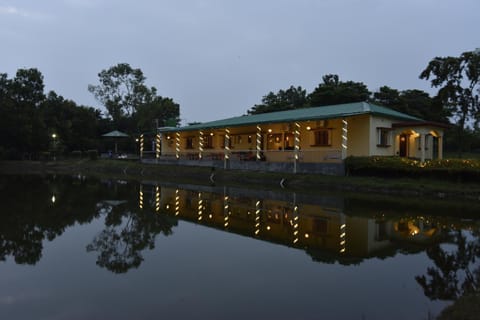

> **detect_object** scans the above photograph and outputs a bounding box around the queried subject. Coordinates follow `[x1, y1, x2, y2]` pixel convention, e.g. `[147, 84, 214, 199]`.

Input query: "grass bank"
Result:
[1, 159, 480, 201]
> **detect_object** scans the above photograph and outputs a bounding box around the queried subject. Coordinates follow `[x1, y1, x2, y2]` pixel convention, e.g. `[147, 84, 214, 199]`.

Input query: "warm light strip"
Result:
[155, 186, 160, 212]
[293, 206, 299, 244]
[256, 126, 262, 160]
[224, 195, 229, 227]
[175, 133, 180, 159]
[139, 185, 143, 209]
[156, 134, 161, 159]
[341, 119, 348, 150]
[198, 192, 203, 221]
[199, 131, 204, 159]
[175, 189, 180, 216]
[225, 129, 230, 160]
[140, 134, 144, 158]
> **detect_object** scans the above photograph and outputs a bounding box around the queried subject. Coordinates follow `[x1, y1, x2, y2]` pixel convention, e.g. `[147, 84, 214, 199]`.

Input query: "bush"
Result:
[86, 149, 98, 160]
[71, 150, 82, 158]
[40, 152, 51, 161]
[345, 156, 480, 182]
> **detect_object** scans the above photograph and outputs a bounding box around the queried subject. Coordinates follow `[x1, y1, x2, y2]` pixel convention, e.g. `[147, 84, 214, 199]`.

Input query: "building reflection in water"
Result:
[137, 183, 450, 263]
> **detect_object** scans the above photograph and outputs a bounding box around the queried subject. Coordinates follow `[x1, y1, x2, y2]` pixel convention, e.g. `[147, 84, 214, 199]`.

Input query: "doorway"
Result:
[399, 134, 409, 157]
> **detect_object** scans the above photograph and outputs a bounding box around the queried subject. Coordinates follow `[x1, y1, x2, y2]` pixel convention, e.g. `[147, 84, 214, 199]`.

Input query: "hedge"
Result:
[345, 156, 480, 182]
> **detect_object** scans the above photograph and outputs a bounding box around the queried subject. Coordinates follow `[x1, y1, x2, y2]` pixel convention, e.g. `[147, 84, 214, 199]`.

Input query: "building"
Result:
[152, 102, 447, 175]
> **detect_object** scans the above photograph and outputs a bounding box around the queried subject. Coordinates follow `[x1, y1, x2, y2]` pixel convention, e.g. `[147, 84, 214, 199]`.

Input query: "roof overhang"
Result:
[392, 121, 451, 129]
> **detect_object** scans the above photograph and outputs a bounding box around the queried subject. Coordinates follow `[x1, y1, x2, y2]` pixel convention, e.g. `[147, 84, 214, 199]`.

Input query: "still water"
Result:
[0, 175, 478, 320]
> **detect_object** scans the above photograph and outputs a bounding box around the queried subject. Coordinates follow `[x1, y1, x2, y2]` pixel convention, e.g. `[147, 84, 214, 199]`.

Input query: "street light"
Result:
[52, 133, 57, 161]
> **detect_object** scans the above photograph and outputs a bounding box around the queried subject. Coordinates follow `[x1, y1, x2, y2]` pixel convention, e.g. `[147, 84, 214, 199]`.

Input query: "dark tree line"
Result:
[0, 63, 181, 160]
[248, 74, 449, 123]
[0, 68, 105, 160]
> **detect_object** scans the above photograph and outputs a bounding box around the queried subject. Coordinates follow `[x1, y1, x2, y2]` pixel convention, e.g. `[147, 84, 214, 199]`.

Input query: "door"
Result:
[399, 134, 408, 157]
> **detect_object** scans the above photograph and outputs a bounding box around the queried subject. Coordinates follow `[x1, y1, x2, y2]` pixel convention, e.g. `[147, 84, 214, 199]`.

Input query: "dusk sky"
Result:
[1, 0, 478, 124]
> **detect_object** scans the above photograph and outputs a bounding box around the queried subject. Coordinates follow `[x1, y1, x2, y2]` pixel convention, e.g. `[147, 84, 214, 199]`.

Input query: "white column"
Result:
[438, 135, 443, 160]
[420, 134, 426, 162]
[175, 132, 180, 159]
[139, 134, 144, 159]
[224, 128, 230, 169]
[155, 134, 161, 160]
[294, 122, 300, 174]
[199, 131, 204, 160]
[256, 125, 262, 160]
[341, 119, 348, 160]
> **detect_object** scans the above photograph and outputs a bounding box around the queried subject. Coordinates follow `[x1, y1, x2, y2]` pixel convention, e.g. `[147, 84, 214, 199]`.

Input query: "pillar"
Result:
[420, 134, 426, 163]
[341, 119, 348, 160]
[294, 122, 300, 174]
[175, 132, 180, 159]
[224, 128, 230, 169]
[139, 134, 144, 159]
[199, 131, 204, 160]
[438, 135, 443, 160]
[256, 125, 262, 160]
[155, 133, 161, 160]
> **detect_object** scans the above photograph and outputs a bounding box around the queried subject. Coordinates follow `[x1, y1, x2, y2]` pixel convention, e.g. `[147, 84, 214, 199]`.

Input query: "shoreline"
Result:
[1, 159, 480, 201]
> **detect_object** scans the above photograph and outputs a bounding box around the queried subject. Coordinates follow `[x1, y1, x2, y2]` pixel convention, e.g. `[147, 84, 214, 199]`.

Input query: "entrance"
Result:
[399, 134, 408, 157]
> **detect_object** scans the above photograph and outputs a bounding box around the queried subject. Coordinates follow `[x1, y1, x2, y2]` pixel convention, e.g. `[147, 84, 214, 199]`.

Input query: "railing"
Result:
[158, 149, 343, 163]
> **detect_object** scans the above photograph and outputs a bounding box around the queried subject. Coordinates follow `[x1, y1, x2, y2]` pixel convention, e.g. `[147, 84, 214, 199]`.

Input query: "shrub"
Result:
[71, 150, 82, 158]
[345, 156, 480, 182]
[86, 149, 98, 160]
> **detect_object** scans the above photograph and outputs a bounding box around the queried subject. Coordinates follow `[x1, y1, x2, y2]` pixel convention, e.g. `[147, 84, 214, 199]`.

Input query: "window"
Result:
[377, 128, 391, 147]
[313, 129, 331, 146]
[204, 135, 214, 149]
[186, 137, 194, 149]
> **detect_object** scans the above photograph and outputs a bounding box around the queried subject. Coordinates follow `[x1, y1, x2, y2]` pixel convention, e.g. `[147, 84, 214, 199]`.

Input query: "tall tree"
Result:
[420, 50, 480, 130]
[248, 85, 308, 114]
[88, 63, 156, 125]
[308, 74, 371, 107]
[372, 86, 449, 123]
[135, 96, 180, 132]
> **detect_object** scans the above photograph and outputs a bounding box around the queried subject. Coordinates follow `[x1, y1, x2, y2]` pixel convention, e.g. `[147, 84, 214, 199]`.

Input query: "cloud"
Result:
[0, 5, 48, 20]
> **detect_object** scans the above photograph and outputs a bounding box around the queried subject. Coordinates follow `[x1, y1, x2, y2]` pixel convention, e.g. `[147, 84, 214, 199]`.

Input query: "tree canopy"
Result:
[308, 74, 371, 107]
[88, 63, 156, 124]
[248, 85, 308, 115]
[420, 50, 480, 130]
[88, 63, 180, 132]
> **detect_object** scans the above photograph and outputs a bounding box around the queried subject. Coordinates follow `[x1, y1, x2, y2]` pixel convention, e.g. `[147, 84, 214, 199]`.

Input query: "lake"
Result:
[0, 174, 478, 319]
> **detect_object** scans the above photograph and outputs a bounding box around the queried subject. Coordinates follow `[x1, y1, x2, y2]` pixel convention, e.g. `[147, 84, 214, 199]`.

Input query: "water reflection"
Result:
[416, 229, 480, 301]
[0, 174, 479, 312]
[150, 184, 467, 265]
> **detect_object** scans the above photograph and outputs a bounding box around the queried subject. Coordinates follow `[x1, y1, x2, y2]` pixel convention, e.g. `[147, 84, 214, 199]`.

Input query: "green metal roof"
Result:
[159, 102, 423, 132]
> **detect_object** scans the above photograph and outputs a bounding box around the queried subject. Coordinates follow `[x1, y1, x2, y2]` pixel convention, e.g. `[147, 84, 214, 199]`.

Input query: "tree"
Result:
[308, 74, 371, 107]
[135, 96, 180, 132]
[420, 50, 480, 152]
[248, 85, 308, 114]
[88, 63, 156, 125]
[0, 68, 47, 159]
[372, 86, 449, 123]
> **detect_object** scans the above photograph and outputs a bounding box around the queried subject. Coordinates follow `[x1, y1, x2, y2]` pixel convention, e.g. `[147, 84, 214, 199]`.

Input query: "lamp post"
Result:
[52, 133, 57, 161]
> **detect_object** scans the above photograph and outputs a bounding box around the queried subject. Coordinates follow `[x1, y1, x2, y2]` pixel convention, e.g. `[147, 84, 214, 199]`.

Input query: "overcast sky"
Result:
[1, 0, 478, 124]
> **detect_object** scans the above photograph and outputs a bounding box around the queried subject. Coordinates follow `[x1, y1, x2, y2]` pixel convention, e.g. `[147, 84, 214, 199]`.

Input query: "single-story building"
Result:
[150, 102, 448, 174]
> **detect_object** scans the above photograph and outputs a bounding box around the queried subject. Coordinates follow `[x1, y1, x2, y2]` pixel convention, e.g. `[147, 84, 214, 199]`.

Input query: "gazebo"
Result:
[102, 130, 129, 154]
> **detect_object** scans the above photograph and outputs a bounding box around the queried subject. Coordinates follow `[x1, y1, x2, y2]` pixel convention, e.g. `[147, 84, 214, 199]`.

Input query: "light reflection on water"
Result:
[0, 175, 478, 320]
